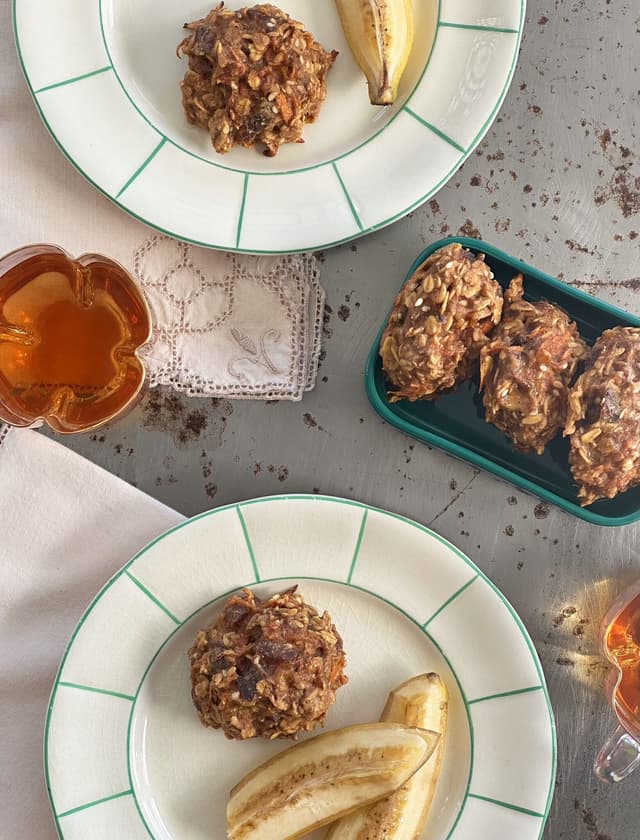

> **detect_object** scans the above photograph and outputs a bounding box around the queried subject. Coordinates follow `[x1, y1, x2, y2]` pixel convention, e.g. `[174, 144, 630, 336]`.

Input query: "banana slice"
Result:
[227, 721, 439, 840]
[335, 0, 415, 105]
[326, 674, 448, 839]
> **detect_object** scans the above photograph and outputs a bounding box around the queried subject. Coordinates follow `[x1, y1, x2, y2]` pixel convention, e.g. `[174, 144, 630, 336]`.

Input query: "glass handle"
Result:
[594, 725, 640, 783]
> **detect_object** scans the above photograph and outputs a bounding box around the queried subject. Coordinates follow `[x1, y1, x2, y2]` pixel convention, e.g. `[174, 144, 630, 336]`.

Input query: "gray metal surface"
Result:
[42, 4, 640, 839]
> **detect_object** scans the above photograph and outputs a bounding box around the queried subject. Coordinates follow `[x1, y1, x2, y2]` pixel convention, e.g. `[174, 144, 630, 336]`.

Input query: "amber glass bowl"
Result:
[0, 244, 152, 434]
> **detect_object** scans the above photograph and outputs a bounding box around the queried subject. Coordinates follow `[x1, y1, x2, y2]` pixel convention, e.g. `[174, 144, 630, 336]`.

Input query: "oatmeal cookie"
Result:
[480, 274, 587, 454]
[177, 3, 337, 156]
[380, 243, 503, 402]
[189, 587, 348, 740]
[565, 326, 640, 506]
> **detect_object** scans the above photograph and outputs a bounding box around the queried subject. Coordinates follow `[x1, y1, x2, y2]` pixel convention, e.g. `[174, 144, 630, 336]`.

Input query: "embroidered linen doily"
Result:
[134, 235, 325, 401]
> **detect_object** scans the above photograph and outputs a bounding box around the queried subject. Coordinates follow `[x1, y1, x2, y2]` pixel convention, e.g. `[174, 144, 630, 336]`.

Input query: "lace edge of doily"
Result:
[144, 252, 325, 400]
[305, 274, 326, 391]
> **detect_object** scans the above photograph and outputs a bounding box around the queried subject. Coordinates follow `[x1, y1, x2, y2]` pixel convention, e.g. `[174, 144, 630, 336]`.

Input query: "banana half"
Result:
[326, 673, 449, 839]
[227, 721, 439, 840]
[335, 0, 415, 105]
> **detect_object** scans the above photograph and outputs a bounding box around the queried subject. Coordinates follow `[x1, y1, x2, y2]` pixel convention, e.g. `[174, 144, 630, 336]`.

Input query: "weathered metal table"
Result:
[51, 5, 640, 839]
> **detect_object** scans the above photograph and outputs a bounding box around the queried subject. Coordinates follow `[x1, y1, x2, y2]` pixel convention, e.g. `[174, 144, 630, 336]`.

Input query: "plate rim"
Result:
[44, 493, 556, 839]
[13, 0, 527, 253]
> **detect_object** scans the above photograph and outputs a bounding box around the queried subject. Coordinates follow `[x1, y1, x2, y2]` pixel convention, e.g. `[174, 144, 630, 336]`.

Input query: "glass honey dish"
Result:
[0, 244, 151, 434]
[595, 579, 640, 782]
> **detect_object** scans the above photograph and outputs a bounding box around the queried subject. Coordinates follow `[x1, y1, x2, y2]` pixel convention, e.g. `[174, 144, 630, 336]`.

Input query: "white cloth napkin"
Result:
[0, 427, 184, 839]
[135, 236, 325, 400]
[0, 14, 325, 402]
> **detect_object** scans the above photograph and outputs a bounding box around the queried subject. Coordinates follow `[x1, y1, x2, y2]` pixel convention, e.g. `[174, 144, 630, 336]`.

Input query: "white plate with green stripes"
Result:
[14, 0, 525, 254]
[45, 495, 555, 839]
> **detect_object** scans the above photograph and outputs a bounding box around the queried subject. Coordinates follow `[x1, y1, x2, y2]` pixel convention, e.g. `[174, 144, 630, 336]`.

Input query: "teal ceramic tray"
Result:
[365, 237, 640, 527]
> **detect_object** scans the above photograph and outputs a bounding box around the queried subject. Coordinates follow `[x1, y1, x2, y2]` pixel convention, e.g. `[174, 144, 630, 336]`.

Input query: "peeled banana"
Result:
[325, 674, 449, 840]
[335, 0, 415, 105]
[227, 721, 439, 840]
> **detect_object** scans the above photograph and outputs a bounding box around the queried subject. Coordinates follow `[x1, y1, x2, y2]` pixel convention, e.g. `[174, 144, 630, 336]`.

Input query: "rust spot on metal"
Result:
[457, 219, 481, 239]
[337, 304, 350, 322]
[565, 239, 592, 254]
[184, 410, 207, 437]
[571, 275, 640, 292]
[264, 464, 288, 481]
[534, 502, 550, 519]
[574, 800, 613, 840]
[553, 606, 577, 628]
[302, 412, 325, 432]
[142, 391, 233, 447]
[597, 127, 612, 152]
[593, 126, 640, 218]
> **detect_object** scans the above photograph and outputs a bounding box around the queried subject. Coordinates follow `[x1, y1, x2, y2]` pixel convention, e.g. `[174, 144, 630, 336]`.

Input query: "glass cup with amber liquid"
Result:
[0, 244, 151, 434]
[595, 580, 640, 782]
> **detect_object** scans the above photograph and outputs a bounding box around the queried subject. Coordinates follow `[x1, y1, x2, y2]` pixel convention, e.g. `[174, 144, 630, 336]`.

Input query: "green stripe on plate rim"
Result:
[57, 789, 132, 820]
[33, 64, 112, 94]
[44, 490, 554, 840]
[468, 792, 545, 819]
[422, 573, 479, 627]
[404, 106, 466, 153]
[125, 570, 181, 624]
[235, 174, 250, 249]
[116, 137, 166, 199]
[468, 684, 544, 705]
[14, 0, 526, 254]
[332, 162, 364, 231]
[439, 21, 520, 34]
[235, 504, 261, 582]
[57, 681, 135, 702]
[347, 508, 368, 582]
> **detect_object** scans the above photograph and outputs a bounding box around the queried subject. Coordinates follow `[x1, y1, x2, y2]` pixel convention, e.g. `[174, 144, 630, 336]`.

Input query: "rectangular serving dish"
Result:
[365, 236, 640, 527]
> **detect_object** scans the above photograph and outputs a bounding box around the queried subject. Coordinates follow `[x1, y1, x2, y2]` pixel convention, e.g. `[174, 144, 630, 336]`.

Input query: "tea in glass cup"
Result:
[0, 244, 151, 434]
[594, 579, 640, 782]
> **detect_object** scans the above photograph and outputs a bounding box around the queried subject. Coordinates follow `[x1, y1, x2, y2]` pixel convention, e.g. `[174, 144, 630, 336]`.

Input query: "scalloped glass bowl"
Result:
[0, 244, 151, 434]
[595, 580, 640, 783]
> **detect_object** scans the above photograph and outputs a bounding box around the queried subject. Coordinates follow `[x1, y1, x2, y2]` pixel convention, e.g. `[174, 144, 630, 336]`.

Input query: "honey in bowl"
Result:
[0, 244, 151, 434]
[603, 591, 640, 735]
[595, 580, 640, 782]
